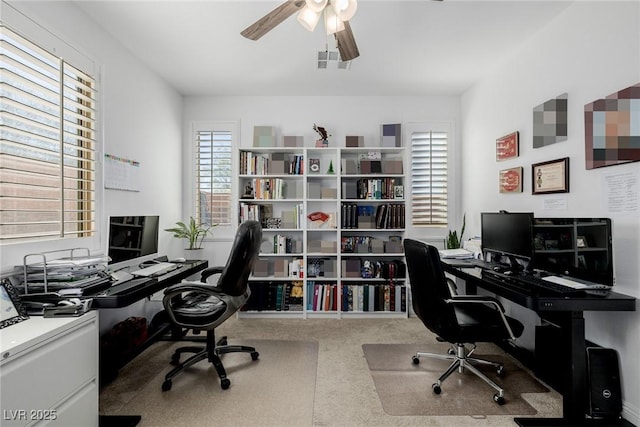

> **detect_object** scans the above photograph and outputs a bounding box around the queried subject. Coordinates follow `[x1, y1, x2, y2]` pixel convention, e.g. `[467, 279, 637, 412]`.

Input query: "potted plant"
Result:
[445, 213, 466, 249]
[165, 217, 216, 250]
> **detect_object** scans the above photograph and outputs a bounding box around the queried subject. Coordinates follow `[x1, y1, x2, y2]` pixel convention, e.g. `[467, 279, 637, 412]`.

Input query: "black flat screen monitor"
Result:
[107, 216, 159, 268]
[533, 217, 613, 286]
[481, 211, 534, 269]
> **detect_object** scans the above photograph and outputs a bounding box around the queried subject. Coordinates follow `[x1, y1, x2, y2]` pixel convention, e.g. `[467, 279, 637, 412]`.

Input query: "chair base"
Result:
[161, 331, 258, 391]
[413, 343, 506, 404]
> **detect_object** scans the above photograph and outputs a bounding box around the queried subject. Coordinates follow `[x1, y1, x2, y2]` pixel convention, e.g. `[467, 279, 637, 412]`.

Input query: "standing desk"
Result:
[441, 261, 637, 426]
[90, 260, 208, 309]
[91, 260, 208, 427]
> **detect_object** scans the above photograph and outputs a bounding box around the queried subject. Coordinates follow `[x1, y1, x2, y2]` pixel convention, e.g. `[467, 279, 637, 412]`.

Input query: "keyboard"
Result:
[94, 277, 157, 296]
[131, 262, 177, 277]
[483, 270, 610, 295]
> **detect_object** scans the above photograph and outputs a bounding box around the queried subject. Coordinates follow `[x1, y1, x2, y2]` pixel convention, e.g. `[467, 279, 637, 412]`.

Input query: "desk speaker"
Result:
[587, 347, 622, 419]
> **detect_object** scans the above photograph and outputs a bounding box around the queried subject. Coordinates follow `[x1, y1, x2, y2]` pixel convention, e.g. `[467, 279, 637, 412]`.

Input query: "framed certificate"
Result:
[532, 157, 570, 194]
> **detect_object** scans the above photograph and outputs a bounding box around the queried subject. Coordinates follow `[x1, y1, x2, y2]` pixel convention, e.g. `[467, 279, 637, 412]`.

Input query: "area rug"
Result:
[362, 343, 549, 417]
[101, 339, 319, 427]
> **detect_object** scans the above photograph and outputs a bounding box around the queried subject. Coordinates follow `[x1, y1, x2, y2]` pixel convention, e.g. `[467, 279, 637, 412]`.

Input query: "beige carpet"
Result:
[362, 343, 549, 417]
[100, 339, 319, 427]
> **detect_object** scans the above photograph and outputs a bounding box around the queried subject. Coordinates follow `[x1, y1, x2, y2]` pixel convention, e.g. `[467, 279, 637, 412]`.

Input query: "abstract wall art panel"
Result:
[584, 83, 640, 170]
[533, 93, 568, 148]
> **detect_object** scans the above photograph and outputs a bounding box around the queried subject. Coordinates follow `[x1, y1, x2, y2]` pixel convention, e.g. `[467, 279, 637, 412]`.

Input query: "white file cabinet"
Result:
[1, 311, 98, 427]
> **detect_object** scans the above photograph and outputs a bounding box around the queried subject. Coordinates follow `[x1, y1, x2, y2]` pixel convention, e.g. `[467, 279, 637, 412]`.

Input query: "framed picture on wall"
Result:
[499, 166, 523, 193]
[496, 131, 519, 161]
[532, 157, 570, 194]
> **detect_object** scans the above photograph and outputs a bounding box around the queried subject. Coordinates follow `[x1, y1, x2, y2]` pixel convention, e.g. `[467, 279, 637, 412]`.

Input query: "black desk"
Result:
[91, 260, 208, 308]
[94, 260, 208, 427]
[441, 261, 637, 426]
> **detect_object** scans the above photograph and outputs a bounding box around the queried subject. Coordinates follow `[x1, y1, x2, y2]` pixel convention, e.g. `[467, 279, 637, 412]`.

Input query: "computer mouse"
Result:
[504, 270, 513, 276]
[174, 257, 186, 263]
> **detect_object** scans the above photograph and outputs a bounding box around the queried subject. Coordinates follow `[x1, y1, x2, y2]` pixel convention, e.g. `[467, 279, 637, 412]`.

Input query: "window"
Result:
[410, 130, 448, 227]
[195, 126, 233, 227]
[0, 26, 96, 242]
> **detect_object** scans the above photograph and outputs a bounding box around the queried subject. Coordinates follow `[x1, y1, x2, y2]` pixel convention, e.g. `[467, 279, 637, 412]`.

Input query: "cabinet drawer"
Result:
[1, 321, 97, 426]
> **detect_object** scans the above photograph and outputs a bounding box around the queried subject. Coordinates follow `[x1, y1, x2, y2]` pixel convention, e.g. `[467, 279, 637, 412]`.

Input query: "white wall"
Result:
[461, 1, 640, 421]
[182, 95, 461, 266]
[1, 1, 184, 332]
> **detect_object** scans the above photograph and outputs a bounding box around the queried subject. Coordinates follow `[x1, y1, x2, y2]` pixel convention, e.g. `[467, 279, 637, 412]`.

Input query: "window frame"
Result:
[0, 12, 103, 267]
[187, 121, 239, 242]
[404, 121, 459, 240]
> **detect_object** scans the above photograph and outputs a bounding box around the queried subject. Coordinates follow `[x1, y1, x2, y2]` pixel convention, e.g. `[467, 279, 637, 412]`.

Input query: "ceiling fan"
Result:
[241, 0, 360, 62]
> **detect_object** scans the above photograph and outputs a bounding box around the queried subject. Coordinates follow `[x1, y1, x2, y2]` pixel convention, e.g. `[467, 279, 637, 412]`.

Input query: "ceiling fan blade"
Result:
[241, 0, 306, 41]
[334, 21, 360, 61]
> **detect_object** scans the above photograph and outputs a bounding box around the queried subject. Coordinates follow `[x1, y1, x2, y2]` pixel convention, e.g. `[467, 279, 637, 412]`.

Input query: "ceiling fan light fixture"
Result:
[306, 0, 328, 13]
[332, 0, 357, 21]
[297, 6, 321, 32]
[324, 7, 345, 35]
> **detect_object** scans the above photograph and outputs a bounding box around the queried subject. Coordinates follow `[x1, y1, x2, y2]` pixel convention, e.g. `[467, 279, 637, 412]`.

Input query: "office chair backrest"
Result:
[403, 239, 460, 342]
[216, 220, 262, 296]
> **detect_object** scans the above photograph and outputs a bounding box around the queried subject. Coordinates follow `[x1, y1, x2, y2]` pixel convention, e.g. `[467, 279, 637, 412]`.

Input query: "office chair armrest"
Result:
[445, 296, 517, 339]
[163, 281, 222, 298]
[447, 295, 506, 312]
[201, 266, 224, 282]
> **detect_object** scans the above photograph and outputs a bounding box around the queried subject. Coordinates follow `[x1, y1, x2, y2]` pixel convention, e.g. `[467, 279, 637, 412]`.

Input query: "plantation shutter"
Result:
[0, 26, 96, 241]
[196, 130, 232, 226]
[410, 131, 448, 227]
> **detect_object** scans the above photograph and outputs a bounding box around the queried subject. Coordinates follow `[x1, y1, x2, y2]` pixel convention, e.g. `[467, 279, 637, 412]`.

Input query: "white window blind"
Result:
[196, 129, 232, 227]
[0, 26, 96, 242]
[410, 131, 448, 227]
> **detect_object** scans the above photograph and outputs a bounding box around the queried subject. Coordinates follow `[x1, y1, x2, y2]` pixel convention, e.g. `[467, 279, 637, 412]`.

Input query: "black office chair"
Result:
[161, 220, 262, 391]
[403, 239, 524, 404]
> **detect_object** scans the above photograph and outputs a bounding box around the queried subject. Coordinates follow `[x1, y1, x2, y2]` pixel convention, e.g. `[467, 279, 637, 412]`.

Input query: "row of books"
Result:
[243, 281, 304, 312]
[304, 282, 407, 313]
[239, 151, 269, 175]
[272, 234, 298, 254]
[248, 178, 288, 199]
[340, 203, 404, 229]
[340, 203, 373, 228]
[238, 203, 304, 226]
[239, 203, 270, 223]
[240, 280, 407, 313]
[363, 259, 406, 280]
[374, 203, 405, 229]
[355, 178, 399, 200]
[342, 284, 407, 313]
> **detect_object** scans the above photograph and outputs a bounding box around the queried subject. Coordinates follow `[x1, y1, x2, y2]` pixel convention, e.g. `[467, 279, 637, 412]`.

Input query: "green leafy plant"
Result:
[446, 213, 466, 249]
[164, 217, 216, 250]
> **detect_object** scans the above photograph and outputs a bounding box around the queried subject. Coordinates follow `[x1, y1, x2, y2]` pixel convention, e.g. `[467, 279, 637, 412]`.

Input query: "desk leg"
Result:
[562, 311, 587, 420]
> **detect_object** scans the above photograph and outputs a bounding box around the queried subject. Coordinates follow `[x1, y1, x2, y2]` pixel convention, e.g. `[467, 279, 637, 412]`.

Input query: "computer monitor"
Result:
[533, 217, 613, 286]
[481, 211, 534, 271]
[107, 216, 159, 270]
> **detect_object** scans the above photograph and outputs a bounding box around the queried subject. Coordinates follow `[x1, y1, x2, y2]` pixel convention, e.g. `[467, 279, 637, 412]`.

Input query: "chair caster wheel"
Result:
[496, 366, 504, 376]
[447, 348, 455, 355]
[432, 384, 441, 394]
[251, 351, 259, 361]
[220, 378, 231, 390]
[162, 380, 172, 391]
[412, 356, 420, 365]
[493, 394, 505, 405]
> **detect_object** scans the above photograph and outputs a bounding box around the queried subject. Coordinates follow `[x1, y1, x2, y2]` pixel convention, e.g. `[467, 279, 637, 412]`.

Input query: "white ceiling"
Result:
[74, 0, 573, 97]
